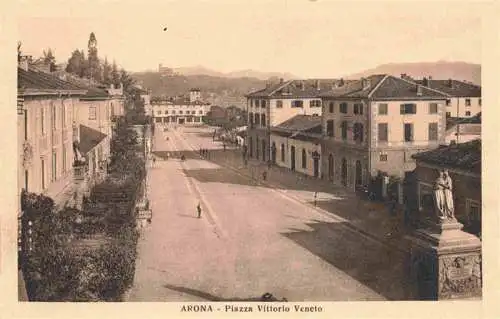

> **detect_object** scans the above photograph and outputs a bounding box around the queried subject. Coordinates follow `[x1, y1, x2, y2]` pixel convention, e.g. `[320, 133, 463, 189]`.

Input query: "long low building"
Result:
[151, 88, 210, 125]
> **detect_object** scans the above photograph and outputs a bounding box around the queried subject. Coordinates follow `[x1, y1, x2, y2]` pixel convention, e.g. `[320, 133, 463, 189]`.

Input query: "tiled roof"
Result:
[53, 71, 112, 99]
[272, 115, 323, 135]
[82, 87, 110, 99]
[321, 74, 449, 100]
[78, 125, 107, 154]
[246, 79, 351, 98]
[17, 67, 85, 93]
[415, 79, 481, 97]
[412, 139, 481, 174]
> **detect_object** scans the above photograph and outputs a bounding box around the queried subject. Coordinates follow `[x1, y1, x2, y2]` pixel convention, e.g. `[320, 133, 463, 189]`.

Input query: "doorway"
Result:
[355, 160, 363, 186]
[271, 142, 277, 164]
[313, 152, 320, 178]
[341, 158, 347, 186]
[290, 146, 296, 171]
[328, 154, 334, 181]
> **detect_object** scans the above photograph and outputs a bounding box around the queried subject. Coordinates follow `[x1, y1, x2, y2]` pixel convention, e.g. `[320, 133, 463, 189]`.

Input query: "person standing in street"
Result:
[197, 202, 202, 218]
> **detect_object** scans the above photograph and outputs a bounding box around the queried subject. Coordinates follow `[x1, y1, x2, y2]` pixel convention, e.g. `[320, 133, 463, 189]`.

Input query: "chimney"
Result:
[362, 77, 371, 90]
[422, 77, 428, 87]
[416, 84, 423, 96]
[18, 56, 29, 71]
[315, 79, 321, 90]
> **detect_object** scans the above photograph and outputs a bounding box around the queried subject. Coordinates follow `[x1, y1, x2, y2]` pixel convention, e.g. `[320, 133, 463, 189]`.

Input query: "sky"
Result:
[16, 0, 484, 78]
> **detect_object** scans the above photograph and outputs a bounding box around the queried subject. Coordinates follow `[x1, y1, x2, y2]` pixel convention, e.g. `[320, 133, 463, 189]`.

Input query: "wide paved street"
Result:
[127, 125, 409, 301]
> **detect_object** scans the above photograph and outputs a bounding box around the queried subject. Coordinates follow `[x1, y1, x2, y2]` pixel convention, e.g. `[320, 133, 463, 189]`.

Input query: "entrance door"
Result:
[249, 136, 253, 157]
[290, 146, 296, 171]
[271, 142, 277, 164]
[355, 160, 363, 186]
[328, 154, 334, 181]
[313, 152, 320, 178]
[341, 158, 347, 186]
[261, 140, 266, 162]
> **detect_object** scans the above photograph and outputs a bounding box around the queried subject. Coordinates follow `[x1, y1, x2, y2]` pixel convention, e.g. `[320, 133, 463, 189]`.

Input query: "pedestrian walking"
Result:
[152, 156, 156, 167]
[197, 202, 202, 218]
[223, 143, 226, 152]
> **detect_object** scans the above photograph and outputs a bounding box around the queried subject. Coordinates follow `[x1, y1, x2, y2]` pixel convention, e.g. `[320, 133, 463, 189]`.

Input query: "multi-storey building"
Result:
[17, 61, 86, 208]
[415, 78, 481, 118]
[245, 78, 344, 162]
[151, 88, 210, 125]
[320, 74, 449, 199]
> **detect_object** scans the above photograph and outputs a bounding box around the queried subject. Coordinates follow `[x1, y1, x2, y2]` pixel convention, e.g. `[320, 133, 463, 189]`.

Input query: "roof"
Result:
[151, 96, 210, 105]
[321, 74, 449, 100]
[78, 125, 107, 154]
[412, 139, 481, 174]
[52, 71, 113, 100]
[246, 79, 351, 98]
[446, 112, 482, 129]
[415, 79, 481, 97]
[17, 67, 86, 95]
[272, 115, 323, 138]
[82, 87, 110, 99]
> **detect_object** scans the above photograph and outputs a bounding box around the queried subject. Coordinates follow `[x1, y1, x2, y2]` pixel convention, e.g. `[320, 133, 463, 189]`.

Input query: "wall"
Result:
[446, 97, 481, 118]
[18, 96, 76, 198]
[271, 134, 321, 177]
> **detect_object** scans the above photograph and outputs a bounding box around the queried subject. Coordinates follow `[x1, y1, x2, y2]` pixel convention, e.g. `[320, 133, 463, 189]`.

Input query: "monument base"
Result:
[406, 219, 482, 300]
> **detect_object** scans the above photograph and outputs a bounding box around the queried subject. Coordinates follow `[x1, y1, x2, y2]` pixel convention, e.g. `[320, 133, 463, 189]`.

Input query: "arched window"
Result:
[329, 102, 334, 113]
[280, 143, 285, 162]
[302, 148, 307, 169]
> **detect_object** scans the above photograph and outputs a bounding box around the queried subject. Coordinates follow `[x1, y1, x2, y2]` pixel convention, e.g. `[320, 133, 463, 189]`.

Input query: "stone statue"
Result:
[433, 170, 456, 222]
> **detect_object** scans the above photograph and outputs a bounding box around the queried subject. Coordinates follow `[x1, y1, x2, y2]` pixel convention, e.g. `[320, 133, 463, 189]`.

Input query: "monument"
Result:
[407, 170, 482, 300]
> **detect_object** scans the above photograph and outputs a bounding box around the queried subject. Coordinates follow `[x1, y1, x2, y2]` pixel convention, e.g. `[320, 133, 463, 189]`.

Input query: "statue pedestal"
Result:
[406, 219, 482, 300]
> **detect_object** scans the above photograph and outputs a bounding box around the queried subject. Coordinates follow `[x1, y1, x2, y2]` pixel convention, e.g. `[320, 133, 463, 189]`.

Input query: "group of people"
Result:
[199, 148, 211, 159]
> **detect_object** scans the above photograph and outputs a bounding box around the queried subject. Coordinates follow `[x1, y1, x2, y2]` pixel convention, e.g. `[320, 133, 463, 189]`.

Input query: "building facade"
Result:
[320, 75, 449, 196]
[268, 115, 322, 177]
[17, 63, 86, 208]
[246, 79, 342, 162]
[415, 78, 481, 118]
[412, 139, 481, 237]
[151, 89, 210, 125]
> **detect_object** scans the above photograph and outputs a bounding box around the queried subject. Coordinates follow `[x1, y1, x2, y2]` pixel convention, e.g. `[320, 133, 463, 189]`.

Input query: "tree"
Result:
[120, 68, 135, 94]
[102, 57, 112, 85]
[87, 32, 101, 82]
[111, 60, 120, 86]
[66, 49, 87, 78]
[42, 48, 57, 72]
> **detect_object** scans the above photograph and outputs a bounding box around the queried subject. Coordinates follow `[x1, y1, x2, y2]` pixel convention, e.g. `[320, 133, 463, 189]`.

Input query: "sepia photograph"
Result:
[10, 0, 491, 311]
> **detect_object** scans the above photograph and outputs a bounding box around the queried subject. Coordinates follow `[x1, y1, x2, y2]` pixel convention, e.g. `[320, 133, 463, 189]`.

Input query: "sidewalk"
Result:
[208, 147, 410, 253]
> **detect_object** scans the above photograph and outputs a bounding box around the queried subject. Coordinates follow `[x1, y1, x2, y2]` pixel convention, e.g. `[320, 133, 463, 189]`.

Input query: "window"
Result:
[379, 154, 388, 162]
[51, 151, 57, 182]
[255, 113, 260, 125]
[353, 103, 363, 115]
[165, 110, 169, 114]
[51, 103, 56, 130]
[341, 121, 348, 140]
[404, 123, 414, 142]
[326, 120, 334, 137]
[261, 100, 266, 108]
[179, 110, 183, 115]
[62, 145, 67, 173]
[291, 100, 304, 108]
[310, 100, 321, 107]
[41, 159, 45, 190]
[428, 122, 438, 141]
[378, 103, 388, 115]
[172, 110, 176, 115]
[62, 103, 66, 127]
[466, 199, 481, 227]
[276, 100, 283, 108]
[249, 112, 254, 124]
[465, 98, 471, 106]
[261, 114, 266, 126]
[255, 100, 260, 108]
[41, 108, 45, 134]
[353, 123, 364, 143]
[302, 148, 307, 169]
[446, 99, 451, 106]
[329, 102, 334, 113]
[340, 103, 348, 114]
[400, 103, 417, 114]
[466, 111, 471, 116]
[446, 112, 451, 117]
[280, 143, 285, 162]
[378, 123, 388, 142]
[199, 110, 203, 114]
[89, 106, 97, 120]
[24, 111, 28, 140]
[429, 103, 438, 114]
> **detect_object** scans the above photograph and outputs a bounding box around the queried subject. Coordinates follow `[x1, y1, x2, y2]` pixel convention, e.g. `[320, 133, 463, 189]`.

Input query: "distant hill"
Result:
[344, 61, 481, 85]
[172, 65, 297, 81]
